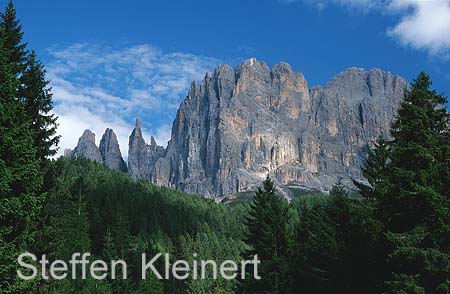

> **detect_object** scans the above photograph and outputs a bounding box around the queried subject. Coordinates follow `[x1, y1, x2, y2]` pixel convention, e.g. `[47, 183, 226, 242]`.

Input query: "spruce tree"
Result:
[360, 72, 450, 292]
[244, 177, 290, 294]
[292, 182, 385, 294]
[0, 38, 42, 293]
[137, 274, 163, 294]
[20, 51, 59, 159]
[1, 1, 59, 160]
[354, 135, 390, 199]
[329, 178, 348, 198]
[0, 0, 26, 75]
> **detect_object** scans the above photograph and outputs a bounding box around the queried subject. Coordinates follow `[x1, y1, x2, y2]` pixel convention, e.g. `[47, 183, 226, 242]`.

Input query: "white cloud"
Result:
[282, 0, 450, 57]
[48, 43, 219, 158]
[387, 0, 450, 56]
[56, 106, 132, 162]
[283, 0, 381, 10]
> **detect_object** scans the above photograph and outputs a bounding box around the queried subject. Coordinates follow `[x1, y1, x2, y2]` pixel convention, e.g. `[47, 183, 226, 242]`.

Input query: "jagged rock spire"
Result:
[66, 60, 408, 199]
[68, 129, 102, 163]
[67, 129, 127, 172]
[99, 128, 127, 172]
[128, 118, 166, 180]
[132, 118, 143, 137]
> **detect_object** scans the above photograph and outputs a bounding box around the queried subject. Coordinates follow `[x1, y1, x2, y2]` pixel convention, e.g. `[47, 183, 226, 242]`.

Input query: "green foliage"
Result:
[0, 32, 43, 293]
[137, 273, 163, 294]
[35, 158, 248, 293]
[0, 0, 26, 75]
[20, 51, 59, 159]
[1, 1, 59, 161]
[359, 71, 450, 293]
[0, 5, 59, 291]
[2, 3, 449, 293]
[243, 177, 290, 293]
[290, 183, 384, 294]
[353, 135, 390, 199]
[178, 225, 243, 293]
[329, 178, 348, 197]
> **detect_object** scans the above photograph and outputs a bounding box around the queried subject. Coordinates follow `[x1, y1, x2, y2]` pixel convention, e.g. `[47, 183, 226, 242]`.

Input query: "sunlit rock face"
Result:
[67, 129, 102, 163]
[69, 59, 407, 198]
[128, 59, 407, 198]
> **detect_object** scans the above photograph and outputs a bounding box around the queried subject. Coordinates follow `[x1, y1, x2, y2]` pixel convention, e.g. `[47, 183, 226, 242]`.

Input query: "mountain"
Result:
[66, 128, 127, 173]
[99, 128, 127, 172]
[128, 118, 165, 180]
[69, 58, 408, 198]
[65, 129, 102, 163]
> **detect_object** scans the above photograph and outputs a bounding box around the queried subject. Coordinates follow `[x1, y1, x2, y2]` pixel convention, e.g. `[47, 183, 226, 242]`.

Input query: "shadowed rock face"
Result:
[99, 128, 127, 172]
[69, 59, 408, 198]
[67, 128, 127, 173]
[127, 59, 408, 198]
[128, 119, 166, 181]
[67, 130, 102, 163]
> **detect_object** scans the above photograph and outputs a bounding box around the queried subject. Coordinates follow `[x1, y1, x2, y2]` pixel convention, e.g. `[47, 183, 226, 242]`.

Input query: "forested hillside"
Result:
[1, 2, 449, 293]
[34, 158, 248, 293]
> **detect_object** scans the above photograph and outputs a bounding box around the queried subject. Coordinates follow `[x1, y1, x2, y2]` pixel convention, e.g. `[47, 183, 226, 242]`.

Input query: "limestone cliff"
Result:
[67, 129, 102, 163]
[127, 59, 407, 197]
[128, 119, 166, 181]
[99, 128, 127, 172]
[67, 128, 127, 173]
[69, 59, 408, 198]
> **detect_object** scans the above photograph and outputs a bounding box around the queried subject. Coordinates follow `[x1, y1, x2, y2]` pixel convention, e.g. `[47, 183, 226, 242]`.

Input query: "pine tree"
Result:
[20, 51, 59, 160]
[243, 177, 290, 294]
[329, 178, 348, 198]
[101, 227, 132, 293]
[354, 135, 390, 199]
[1, 1, 59, 160]
[0, 38, 42, 293]
[137, 274, 163, 294]
[361, 72, 450, 292]
[292, 182, 385, 293]
[0, 0, 26, 75]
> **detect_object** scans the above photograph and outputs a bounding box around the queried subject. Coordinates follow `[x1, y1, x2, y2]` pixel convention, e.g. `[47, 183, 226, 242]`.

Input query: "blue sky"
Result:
[9, 0, 450, 157]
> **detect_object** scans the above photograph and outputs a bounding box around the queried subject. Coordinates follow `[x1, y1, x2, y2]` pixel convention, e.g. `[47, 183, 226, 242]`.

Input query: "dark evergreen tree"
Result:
[243, 177, 290, 294]
[137, 274, 163, 294]
[361, 72, 450, 292]
[329, 178, 348, 198]
[0, 38, 42, 293]
[20, 51, 59, 159]
[291, 182, 384, 294]
[1, 1, 59, 160]
[353, 135, 390, 199]
[0, 0, 26, 75]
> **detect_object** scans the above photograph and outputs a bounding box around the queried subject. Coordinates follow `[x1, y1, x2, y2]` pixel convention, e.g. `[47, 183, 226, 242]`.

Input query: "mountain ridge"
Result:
[66, 58, 408, 198]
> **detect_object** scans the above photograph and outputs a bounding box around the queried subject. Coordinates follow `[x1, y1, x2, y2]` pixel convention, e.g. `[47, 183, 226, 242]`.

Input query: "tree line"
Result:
[243, 71, 450, 293]
[0, 1, 449, 293]
[0, 0, 58, 292]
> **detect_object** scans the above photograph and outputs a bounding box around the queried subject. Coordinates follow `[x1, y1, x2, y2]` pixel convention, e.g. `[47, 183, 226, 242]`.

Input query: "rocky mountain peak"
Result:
[67, 128, 126, 172]
[67, 60, 409, 199]
[153, 62, 407, 197]
[236, 58, 271, 85]
[132, 118, 143, 138]
[99, 128, 127, 172]
[67, 129, 102, 163]
[81, 129, 96, 143]
[150, 136, 157, 146]
[128, 120, 166, 180]
[272, 61, 293, 74]
[323, 67, 407, 102]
